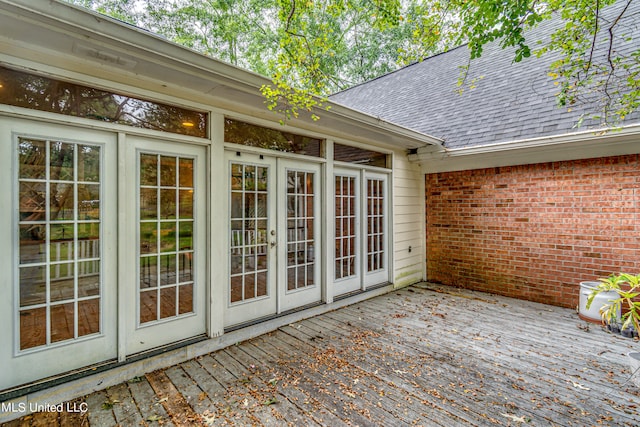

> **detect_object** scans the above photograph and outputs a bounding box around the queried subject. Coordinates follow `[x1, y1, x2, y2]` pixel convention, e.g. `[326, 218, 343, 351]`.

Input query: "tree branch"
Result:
[607, 0, 633, 70]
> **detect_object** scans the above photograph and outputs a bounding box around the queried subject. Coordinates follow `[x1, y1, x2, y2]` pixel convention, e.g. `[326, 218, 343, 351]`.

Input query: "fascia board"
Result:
[411, 124, 640, 173]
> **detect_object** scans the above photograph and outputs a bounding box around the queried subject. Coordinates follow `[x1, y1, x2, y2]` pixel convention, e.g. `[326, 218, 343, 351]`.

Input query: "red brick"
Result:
[426, 154, 640, 308]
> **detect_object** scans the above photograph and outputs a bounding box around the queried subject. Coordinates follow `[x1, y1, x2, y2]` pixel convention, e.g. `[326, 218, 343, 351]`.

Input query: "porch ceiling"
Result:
[4, 284, 638, 426]
[0, 0, 442, 151]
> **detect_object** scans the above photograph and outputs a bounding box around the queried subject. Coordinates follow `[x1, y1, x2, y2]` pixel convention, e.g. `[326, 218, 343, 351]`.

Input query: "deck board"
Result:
[3, 283, 639, 426]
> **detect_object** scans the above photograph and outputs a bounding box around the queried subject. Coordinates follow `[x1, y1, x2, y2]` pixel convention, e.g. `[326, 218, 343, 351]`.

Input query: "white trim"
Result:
[222, 142, 327, 164]
[322, 140, 335, 304]
[412, 124, 640, 173]
[209, 114, 226, 337]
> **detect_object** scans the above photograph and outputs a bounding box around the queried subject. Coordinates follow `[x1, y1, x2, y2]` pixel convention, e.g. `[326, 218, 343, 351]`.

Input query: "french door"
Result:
[123, 137, 207, 355]
[333, 168, 389, 296]
[224, 151, 322, 326]
[278, 159, 322, 312]
[0, 118, 117, 390]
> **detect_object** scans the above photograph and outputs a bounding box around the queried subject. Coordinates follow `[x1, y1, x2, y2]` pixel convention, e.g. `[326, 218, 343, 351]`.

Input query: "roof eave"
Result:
[411, 123, 640, 172]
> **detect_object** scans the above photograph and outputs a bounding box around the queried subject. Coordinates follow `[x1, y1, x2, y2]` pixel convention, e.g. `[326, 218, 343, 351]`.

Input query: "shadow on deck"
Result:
[2, 283, 639, 426]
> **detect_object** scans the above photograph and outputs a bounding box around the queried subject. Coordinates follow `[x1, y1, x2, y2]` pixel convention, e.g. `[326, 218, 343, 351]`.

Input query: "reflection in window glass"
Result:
[17, 138, 101, 351]
[0, 66, 207, 138]
[138, 153, 195, 324]
[334, 143, 388, 168]
[229, 162, 269, 303]
[224, 118, 322, 157]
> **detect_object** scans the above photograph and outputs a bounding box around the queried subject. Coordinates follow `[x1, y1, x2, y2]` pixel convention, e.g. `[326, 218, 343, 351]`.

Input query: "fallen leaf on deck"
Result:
[263, 397, 279, 406]
[501, 413, 530, 423]
[202, 411, 216, 426]
[146, 414, 163, 422]
[572, 382, 590, 390]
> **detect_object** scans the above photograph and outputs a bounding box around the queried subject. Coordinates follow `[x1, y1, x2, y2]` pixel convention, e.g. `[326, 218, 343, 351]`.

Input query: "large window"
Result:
[0, 66, 207, 138]
[224, 118, 322, 157]
[334, 143, 388, 168]
[17, 138, 102, 350]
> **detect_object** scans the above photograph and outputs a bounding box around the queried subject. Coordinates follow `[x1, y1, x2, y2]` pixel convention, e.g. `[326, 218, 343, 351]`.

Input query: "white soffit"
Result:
[0, 0, 442, 150]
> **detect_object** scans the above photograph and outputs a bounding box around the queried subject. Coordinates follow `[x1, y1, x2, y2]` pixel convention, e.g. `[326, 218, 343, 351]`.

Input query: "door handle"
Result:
[270, 230, 276, 248]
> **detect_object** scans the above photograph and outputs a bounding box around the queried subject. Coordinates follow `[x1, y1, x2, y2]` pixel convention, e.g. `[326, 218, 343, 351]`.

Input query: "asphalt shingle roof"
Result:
[330, 1, 640, 148]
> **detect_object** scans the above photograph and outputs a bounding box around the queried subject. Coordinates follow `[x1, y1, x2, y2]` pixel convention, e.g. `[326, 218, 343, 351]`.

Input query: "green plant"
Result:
[587, 273, 640, 333]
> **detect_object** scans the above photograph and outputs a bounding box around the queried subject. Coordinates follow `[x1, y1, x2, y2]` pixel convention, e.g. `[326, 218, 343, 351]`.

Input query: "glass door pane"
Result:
[286, 170, 315, 291]
[229, 163, 269, 303]
[366, 178, 385, 272]
[17, 138, 102, 350]
[138, 154, 195, 324]
[333, 170, 360, 295]
[363, 173, 389, 287]
[335, 175, 357, 280]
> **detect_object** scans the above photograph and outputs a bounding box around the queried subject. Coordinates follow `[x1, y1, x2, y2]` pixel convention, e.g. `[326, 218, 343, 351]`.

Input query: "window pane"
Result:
[140, 154, 158, 186]
[20, 307, 46, 350]
[160, 156, 176, 187]
[19, 266, 46, 306]
[19, 181, 46, 222]
[50, 303, 74, 343]
[179, 158, 193, 188]
[16, 139, 103, 350]
[50, 183, 74, 221]
[0, 66, 207, 137]
[160, 287, 177, 319]
[334, 143, 388, 168]
[20, 224, 46, 264]
[178, 284, 193, 315]
[140, 290, 158, 324]
[19, 139, 46, 179]
[50, 142, 74, 181]
[78, 298, 100, 336]
[78, 184, 100, 220]
[224, 118, 322, 157]
[77, 145, 100, 182]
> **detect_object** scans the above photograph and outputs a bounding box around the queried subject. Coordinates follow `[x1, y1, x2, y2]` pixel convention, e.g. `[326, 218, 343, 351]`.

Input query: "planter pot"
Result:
[578, 281, 620, 324]
[629, 352, 640, 389]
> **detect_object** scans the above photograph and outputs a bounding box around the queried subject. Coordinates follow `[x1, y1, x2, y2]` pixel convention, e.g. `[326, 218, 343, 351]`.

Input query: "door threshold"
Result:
[334, 281, 391, 302]
[224, 301, 325, 333]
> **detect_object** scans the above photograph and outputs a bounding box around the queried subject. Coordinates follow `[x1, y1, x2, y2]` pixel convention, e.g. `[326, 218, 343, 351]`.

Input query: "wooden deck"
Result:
[3, 283, 639, 426]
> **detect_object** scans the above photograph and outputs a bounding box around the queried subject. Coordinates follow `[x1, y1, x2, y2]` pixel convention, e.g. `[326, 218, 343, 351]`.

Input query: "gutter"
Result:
[410, 123, 640, 173]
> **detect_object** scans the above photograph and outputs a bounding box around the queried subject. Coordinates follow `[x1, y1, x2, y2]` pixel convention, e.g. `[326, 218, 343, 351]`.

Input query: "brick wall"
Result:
[425, 154, 640, 308]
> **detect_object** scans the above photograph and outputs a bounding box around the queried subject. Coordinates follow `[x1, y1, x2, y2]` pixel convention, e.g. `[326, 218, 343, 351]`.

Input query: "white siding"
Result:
[391, 149, 425, 287]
